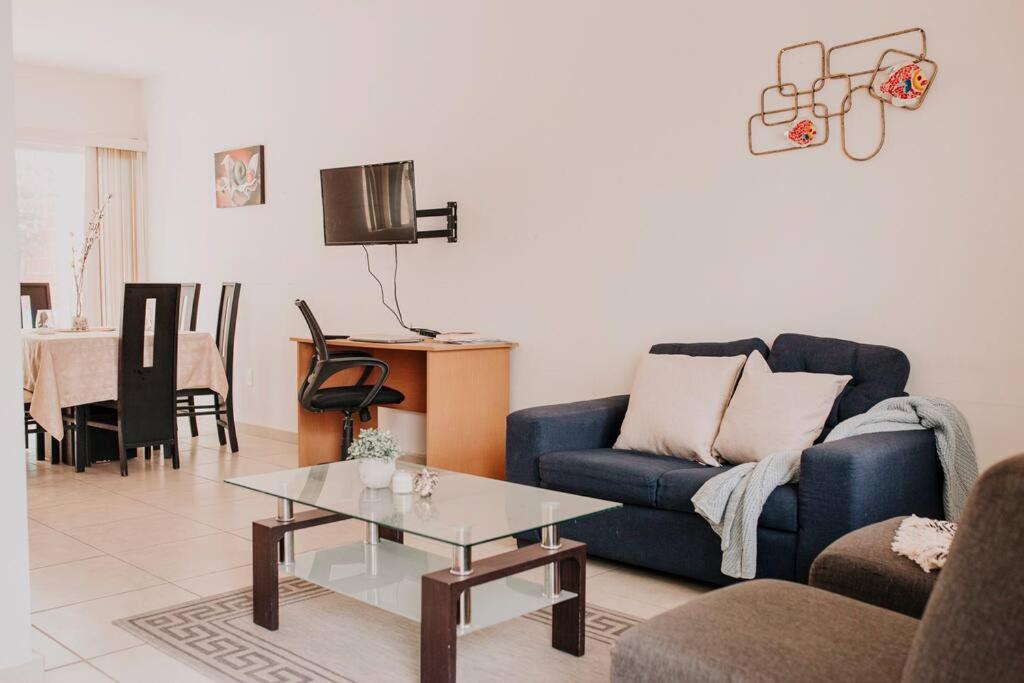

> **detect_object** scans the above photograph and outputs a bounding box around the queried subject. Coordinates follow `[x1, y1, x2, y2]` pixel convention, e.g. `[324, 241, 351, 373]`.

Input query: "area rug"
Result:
[115, 577, 642, 682]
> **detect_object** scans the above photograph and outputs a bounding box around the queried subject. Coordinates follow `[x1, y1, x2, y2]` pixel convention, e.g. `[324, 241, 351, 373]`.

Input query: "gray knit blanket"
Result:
[692, 396, 978, 579]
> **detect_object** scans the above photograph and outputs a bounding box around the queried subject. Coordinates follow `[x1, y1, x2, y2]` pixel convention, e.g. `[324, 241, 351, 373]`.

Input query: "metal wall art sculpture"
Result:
[747, 28, 936, 161]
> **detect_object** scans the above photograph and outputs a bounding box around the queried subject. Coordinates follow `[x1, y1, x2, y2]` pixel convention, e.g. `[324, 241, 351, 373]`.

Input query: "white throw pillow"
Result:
[712, 351, 851, 464]
[614, 353, 747, 466]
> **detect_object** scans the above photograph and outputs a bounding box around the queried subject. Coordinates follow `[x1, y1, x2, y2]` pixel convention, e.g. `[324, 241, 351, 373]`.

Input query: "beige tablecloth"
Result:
[22, 330, 230, 440]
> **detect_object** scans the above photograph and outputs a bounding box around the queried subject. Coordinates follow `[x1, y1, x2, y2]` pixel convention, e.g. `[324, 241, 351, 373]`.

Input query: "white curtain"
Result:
[87, 147, 147, 326]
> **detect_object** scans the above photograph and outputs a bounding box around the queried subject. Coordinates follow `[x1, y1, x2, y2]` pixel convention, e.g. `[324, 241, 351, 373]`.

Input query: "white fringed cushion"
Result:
[892, 515, 957, 573]
[614, 353, 747, 466]
[712, 351, 851, 464]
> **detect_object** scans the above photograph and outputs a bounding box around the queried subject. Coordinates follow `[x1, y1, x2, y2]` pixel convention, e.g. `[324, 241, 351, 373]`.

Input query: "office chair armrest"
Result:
[298, 351, 373, 398]
[300, 357, 391, 412]
[328, 350, 371, 359]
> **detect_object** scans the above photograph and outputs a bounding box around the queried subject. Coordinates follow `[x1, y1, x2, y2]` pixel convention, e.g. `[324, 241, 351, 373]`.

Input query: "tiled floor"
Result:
[26, 432, 710, 681]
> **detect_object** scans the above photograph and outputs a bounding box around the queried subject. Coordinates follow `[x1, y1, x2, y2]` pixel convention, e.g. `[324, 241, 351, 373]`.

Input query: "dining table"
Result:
[22, 329, 230, 441]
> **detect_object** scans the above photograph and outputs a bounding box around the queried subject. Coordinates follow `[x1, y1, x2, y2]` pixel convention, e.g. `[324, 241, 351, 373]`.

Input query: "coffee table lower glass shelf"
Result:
[284, 538, 578, 635]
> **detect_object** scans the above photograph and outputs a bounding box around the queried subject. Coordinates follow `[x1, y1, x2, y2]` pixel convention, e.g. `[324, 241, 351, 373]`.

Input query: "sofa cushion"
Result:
[538, 449, 693, 507]
[768, 333, 910, 439]
[650, 338, 769, 359]
[657, 464, 798, 532]
[613, 353, 746, 465]
[712, 351, 851, 464]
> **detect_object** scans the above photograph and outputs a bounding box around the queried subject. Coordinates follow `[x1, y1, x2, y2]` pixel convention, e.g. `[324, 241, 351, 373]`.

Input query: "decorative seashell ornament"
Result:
[413, 468, 439, 498]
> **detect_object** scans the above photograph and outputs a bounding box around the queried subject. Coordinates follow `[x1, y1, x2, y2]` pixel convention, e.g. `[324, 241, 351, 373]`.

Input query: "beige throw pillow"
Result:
[614, 353, 747, 466]
[712, 351, 851, 465]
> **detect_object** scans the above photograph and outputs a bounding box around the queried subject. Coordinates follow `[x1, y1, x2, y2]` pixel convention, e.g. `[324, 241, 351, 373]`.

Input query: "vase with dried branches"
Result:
[70, 194, 113, 331]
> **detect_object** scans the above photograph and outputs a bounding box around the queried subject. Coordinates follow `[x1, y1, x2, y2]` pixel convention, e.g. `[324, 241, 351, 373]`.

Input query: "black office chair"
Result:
[176, 282, 240, 450]
[79, 283, 182, 476]
[295, 299, 405, 460]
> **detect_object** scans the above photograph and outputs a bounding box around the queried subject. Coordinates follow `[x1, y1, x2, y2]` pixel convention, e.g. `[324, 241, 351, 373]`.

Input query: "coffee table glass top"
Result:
[226, 461, 619, 547]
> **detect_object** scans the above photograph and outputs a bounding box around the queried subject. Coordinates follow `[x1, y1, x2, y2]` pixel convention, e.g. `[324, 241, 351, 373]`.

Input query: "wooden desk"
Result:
[292, 337, 516, 478]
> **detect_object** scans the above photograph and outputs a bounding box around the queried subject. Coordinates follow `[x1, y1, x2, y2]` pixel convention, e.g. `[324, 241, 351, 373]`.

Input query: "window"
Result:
[16, 146, 86, 325]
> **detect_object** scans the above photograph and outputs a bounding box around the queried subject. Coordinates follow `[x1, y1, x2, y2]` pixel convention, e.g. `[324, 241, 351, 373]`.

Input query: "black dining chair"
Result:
[176, 282, 240, 450]
[295, 299, 405, 460]
[21, 282, 60, 462]
[179, 283, 201, 331]
[23, 392, 61, 464]
[176, 282, 202, 439]
[79, 283, 182, 476]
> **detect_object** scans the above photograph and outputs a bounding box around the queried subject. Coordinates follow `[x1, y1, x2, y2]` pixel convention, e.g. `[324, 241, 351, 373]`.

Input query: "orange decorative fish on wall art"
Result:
[214, 145, 264, 207]
[787, 119, 817, 147]
[878, 62, 929, 107]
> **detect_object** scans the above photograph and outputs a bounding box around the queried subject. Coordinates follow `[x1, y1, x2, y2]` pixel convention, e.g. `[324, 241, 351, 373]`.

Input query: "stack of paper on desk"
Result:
[435, 332, 509, 344]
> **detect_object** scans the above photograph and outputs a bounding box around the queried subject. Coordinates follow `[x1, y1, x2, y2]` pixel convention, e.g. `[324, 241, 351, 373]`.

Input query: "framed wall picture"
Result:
[214, 144, 264, 207]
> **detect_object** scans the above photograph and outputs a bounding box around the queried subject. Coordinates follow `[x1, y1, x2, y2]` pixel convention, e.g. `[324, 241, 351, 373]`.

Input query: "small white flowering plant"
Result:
[349, 428, 403, 462]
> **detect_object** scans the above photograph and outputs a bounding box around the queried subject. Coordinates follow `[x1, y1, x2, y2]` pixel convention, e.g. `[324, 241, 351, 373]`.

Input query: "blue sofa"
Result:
[506, 334, 945, 584]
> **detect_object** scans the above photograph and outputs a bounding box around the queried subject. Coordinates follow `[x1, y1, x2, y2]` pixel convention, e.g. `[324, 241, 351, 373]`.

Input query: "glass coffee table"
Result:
[226, 461, 619, 683]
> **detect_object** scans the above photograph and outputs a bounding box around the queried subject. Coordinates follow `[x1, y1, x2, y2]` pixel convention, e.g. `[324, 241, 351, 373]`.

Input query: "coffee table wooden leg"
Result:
[252, 521, 279, 630]
[381, 527, 404, 544]
[552, 548, 586, 656]
[421, 575, 457, 683]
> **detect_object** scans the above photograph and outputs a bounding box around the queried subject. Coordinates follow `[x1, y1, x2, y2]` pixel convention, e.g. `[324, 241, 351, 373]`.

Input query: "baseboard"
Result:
[235, 422, 298, 444]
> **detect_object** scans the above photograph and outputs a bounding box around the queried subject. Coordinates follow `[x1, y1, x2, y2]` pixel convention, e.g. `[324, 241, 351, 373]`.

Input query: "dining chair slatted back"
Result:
[20, 282, 51, 328]
[180, 283, 201, 331]
[216, 283, 241, 386]
[209, 282, 241, 451]
[118, 283, 181, 447]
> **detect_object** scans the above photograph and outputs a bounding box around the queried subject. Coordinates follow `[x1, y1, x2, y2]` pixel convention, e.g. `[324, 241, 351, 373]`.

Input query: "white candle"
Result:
[391, 469, 414, 494]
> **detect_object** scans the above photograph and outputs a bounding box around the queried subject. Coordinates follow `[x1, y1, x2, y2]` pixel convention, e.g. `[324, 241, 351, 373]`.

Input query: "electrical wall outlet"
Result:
[245, 368, 254, 387]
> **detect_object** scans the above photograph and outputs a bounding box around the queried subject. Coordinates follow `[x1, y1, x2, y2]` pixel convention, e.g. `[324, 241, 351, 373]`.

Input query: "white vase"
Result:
[358, 459, 396, 488]
[71, 290, 88, 331]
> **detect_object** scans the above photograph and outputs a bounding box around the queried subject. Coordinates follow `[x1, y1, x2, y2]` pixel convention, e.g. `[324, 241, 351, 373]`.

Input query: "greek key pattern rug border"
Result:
[115, 577, 643, 683]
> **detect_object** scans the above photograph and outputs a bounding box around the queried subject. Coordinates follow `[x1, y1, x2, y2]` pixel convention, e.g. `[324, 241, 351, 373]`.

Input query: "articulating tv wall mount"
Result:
[415, 202, 458, 243]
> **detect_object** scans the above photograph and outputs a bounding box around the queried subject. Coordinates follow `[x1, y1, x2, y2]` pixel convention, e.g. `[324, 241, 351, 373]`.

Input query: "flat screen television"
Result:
[321, 160, 418, 245]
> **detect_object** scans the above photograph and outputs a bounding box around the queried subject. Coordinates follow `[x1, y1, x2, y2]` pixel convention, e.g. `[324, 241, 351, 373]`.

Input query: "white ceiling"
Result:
[12, 0, 318, 78]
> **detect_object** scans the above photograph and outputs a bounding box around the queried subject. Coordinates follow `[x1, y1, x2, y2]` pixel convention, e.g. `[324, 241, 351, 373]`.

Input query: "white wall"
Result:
[15, 62, 145, 149]
[0, 0, 36, 676]
[144, 0, 1024, 469]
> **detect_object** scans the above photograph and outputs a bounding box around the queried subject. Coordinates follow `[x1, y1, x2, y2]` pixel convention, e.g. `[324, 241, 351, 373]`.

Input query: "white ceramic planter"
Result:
[358, 458, 396, 488]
